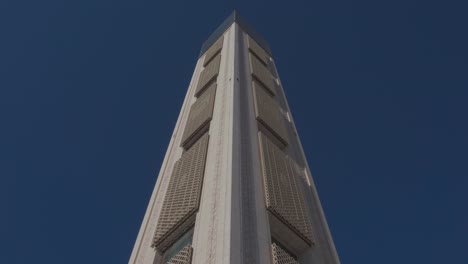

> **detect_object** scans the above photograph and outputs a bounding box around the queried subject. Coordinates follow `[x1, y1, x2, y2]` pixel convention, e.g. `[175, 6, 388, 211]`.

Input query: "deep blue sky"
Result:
[2, 0, 467, 263]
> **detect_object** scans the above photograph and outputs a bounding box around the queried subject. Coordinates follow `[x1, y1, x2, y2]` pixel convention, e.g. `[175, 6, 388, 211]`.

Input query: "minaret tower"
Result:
[129, 12, 340, 264]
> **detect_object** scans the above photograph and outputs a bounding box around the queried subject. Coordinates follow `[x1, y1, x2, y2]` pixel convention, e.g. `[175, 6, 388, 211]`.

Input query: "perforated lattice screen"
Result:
[247, 36, 270, 65]
[196, 54, 221, 97]
[271, 243, 298, 264]
[181, 84, 216, 149]
[258, 132, 313, 244]
[253, 82, 288, 146]
[249, 54, 276, 96]
[203, 36, 223, 67]
[153, 133, 209, 250]
[165, 245, 193, 264]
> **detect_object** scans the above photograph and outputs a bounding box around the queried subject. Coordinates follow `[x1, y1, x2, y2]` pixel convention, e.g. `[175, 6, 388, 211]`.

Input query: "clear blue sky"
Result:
[2, 0, 467, 263]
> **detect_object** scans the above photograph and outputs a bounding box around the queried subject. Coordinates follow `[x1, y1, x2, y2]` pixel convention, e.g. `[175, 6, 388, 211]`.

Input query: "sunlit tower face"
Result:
[129, 12, 339, 264]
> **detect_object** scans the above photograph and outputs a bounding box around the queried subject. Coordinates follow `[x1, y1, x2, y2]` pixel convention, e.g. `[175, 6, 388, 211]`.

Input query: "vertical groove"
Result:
[238, 28, 260, 263]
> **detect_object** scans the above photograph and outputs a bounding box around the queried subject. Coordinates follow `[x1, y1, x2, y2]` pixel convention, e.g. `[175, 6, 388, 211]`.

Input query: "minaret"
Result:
[129, 11, 340, 264]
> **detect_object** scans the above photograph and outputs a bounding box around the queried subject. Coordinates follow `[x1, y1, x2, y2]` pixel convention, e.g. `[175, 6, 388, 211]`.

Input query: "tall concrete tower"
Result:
[130, 12, 340, 264]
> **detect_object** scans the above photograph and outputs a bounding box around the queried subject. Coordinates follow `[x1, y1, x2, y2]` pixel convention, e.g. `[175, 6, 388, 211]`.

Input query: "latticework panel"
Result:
[249, 53, 276, 96]
[165, 245, 193, 264]
[247, 36, 270, 65]
[181, 84, 216, 149]
[196, 53, 221, 97]
[153, 133, 209, 251]
[203, 36, 223, 67]
[258, 132, 313, 245]
[253, 82, 288, 147]
[271, 243, 298, 264]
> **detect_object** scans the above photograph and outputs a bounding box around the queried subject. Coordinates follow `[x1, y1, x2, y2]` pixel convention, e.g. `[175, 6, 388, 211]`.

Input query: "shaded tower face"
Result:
[129, 12, 340, 264]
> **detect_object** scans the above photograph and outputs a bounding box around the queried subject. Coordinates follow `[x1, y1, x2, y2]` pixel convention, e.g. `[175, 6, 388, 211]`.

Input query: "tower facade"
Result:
[130, 12, 340, 264]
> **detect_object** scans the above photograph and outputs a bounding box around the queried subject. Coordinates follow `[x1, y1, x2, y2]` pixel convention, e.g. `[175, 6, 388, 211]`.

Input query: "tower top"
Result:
[199, 10, 272, 58]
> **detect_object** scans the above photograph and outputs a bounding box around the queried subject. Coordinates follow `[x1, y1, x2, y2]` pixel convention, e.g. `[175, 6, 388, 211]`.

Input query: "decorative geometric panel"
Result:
[203, 35, 224, 67]
[253, 82, 288, 147]
[196, 54, 221, 97]
[165, 245, 193, 264]
[258, 132, 313, 245]
[271, 243, 299, 264]
[181, 84, 216, 149]
[247, 36, 270, 66]
[152, 133, 209, 251]
[249, 54, 276, 96]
